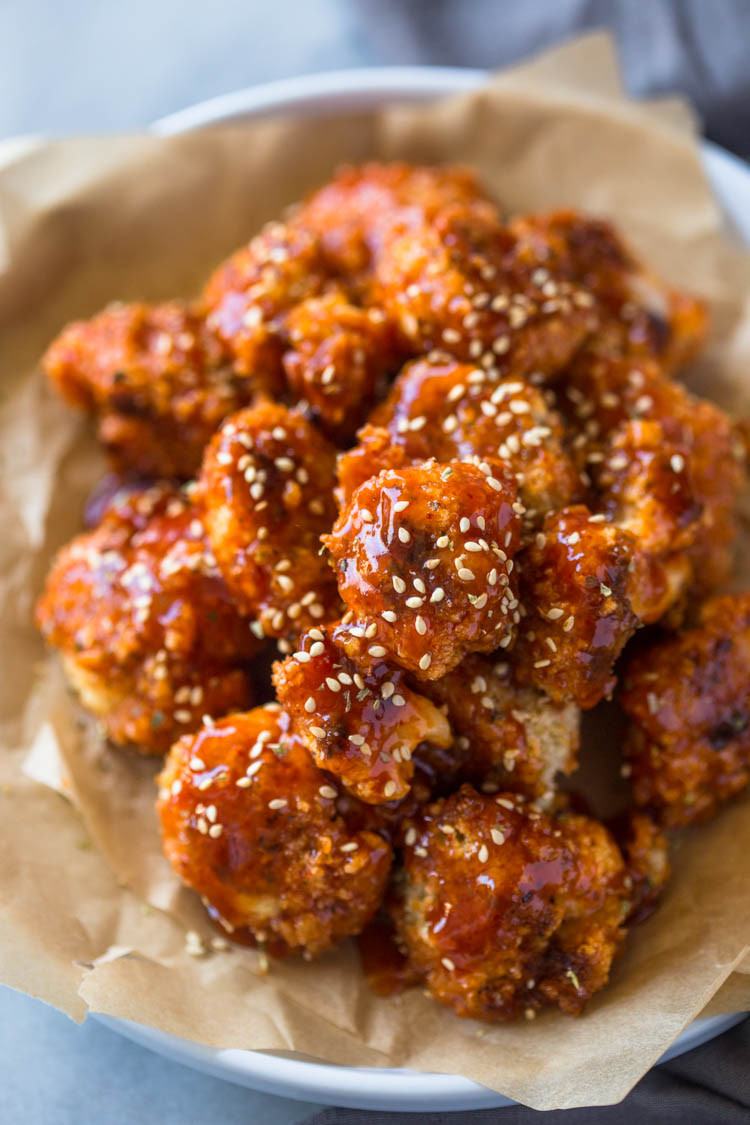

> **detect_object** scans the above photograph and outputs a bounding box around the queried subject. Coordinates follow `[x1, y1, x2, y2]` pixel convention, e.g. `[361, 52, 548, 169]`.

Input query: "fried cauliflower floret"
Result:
[43, 301, 271, 479]
[616, 812, 671, 923]
[560, 355, 745, 602]
[369, 358, 583, 518]
[334, 425, 411, 508]
[621, 595, 750, 828]
[419, 655, 580, 803]
[198, 402, 341, 642]
[202, 220, 334, 376]
[281, 292, 398, 443]
[324, 460, 523, 680]
[512, 506, 658, 709]
[158, 705, 392, 954]
[392, 786, 630, 1021]
[296, 161, 493, 283]
[374, 203, 598, 376]
[508, 210, 707, 371]
[35, 485, 256, 753]
[272, 623, 452, 805]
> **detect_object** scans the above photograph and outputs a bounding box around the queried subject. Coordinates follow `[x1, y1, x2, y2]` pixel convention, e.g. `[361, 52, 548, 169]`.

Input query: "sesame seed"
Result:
[441, 957, 456, 971]
[392, 694, 407, 706]
[486, 477, 503, 492]
[294, 650, 311, 663]
[478, 844, 489, 863]
[189, 757, 205, 771]
[419, 653, 431, 671]
[340, 841, 358, 852]
[464, 541, 482, 552]
[393, 576, 406, 593]
[268, 798, 287, 810]
[382, 610, 397, 622]
[369, 645, 387, 658]
[547, 607, 564, 620]
[381, 681, 395, 699]
[318, 785, 337, 799]
[310, 726, 326, 739]
[436, 535, 450, 548]
[405, 596, 424, 609]
[458, 568, 475, 581]
[405, 826, 417, 846]
[563, 616, 575, 632]
[309, 641, 325, 657]
[490, 828, 505, 845]
[325, 677, 342, 693]
[246, 761, 263, 778]
[384, 781, 397, 798]
[349, 733, 365, 745]
[236, 777, 252, 788]
[670, 453, 685, 472]
[534, 659, 551, 668]
[460, 517, 471, 533]
[398, 527, 411, 544]
[413, 577, 426, 593]
[430, 587, 445, 604]
[360, 509, 374, 523]
[600, 584, 612, 597]
[304, 697, 316, 713]
[365, 622, 378, 637]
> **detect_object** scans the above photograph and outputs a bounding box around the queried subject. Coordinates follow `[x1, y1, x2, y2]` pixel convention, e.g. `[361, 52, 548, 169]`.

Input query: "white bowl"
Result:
[94, 67, 750, 1113]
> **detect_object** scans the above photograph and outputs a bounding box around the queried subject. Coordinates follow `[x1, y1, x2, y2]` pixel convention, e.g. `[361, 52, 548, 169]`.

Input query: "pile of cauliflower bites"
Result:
[36, 163, 749, 1022]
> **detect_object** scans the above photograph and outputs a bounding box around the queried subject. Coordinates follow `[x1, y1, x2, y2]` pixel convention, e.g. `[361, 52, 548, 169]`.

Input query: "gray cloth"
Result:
[305, 1017, 750, 1123]
[363, 0, 750, 158]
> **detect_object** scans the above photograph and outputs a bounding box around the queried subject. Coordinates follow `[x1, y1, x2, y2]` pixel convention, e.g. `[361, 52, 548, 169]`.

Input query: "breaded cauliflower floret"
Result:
[369, 358, 584, 519]
[324, 459, 523, 680]
[373, 203, 598, 377]
[201, 220, 334, 376]
[281, 292, 398, 443]
[272, 623, 452, 805]
[392, 786, 630, 1021]
[560, 355, 745, 607]
[418, 654, 580, 803]
[512, 506, 658, 709]
[508, 210, 707, 371]
[158, 705, 392, 954]
[35, 485, 256, 753]
[621, 595, 750, 827]
[198, 402, 341, 642]
[295, 161, 493, 283]
[42, 301, 272, 479]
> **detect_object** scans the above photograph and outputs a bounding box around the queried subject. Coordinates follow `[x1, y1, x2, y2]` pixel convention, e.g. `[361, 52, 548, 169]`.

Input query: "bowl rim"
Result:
[124, 65, 750, 1111]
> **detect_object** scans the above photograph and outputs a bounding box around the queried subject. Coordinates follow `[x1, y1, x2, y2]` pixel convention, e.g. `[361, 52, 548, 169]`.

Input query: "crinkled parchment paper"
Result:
[1, 33, 749, 1111]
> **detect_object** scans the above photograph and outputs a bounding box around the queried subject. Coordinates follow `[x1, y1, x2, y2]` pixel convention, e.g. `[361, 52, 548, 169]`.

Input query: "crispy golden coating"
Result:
[617, 812, 671, 923]
[198, 402, 341, 642]
[621, 595, 750, 828]
[373, 203, 598, 376]
[296, 161, 493, 283]
[272, 623, 452, 805]
[418, 654, 580, 803]
[508, 210, 708, 371]
[324, 460, 523, 680]
[559, 355, 745, 605]
[334, 425, 410, 508]
[35, 485, 256, 753]
[512, 506, 653, 709]
[392, 786, 630, 1021]
[42, 301, 269, 479]
[158, 705, 392, 954]
[281, 292, 398, 442]
[202, 220, 333, 376]
[369, 358, 584, 518]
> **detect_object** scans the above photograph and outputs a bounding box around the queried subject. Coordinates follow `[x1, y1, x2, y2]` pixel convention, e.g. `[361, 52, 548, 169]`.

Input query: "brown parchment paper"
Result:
[1, 33, 750, 1111]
